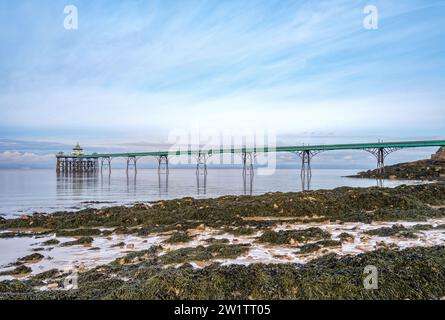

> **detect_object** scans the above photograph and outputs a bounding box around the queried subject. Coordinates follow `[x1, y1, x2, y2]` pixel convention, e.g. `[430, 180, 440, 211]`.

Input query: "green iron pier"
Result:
[56, 140, 445, 177]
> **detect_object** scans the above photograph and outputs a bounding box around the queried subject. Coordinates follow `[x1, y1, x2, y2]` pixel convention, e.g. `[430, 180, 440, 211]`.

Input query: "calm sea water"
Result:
[0, 168, 421, 218]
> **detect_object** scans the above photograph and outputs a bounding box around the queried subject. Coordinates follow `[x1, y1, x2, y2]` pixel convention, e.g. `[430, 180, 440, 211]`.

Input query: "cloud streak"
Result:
[0, 0, 444, 145]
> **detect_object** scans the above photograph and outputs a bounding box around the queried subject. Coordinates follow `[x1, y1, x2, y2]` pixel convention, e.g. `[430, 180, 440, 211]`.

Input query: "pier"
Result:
[56, 140, 445, 177]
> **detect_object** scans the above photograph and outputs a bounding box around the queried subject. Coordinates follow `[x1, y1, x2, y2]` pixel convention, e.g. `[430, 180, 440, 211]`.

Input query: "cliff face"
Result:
[432, 147, 445, 163]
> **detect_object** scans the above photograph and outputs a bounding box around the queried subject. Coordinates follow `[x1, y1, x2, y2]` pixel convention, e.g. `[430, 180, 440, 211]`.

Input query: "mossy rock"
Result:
[56, 228, 101, 237]
[164, 231, 194, 244]
[0, 265, 32, 276]
[41, 239, 60, 246]
[257, 227, 331, 245]
[365, 225, 418, 238]
[159, 244, 251, 264]
[61, 236, 94, 247]
[16, 253, 44, 264]
[297, 240, 342, 254]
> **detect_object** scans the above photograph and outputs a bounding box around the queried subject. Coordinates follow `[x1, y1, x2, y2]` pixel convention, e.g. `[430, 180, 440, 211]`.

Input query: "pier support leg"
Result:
[101, 157, 112, 174]
[294, 150, 322, 191]
[156, 155, 169, 174]
[126, 156, 137, 174]
[196, 153, 211, 175]
[364, 147, 403, 178]
[241, 152, 256, 176]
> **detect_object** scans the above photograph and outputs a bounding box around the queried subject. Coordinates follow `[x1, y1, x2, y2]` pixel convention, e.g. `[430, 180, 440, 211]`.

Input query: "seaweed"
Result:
[204, 238, 230, 244]
[164, 231, 194, 244]
[224, 227, 255, 236]
[60, 236, 94, 247]
[338, 232, 354, 242]
[364, 225, 418, 238]
[41, 239, 60, 246]
[257, 227, 331, 245]
[2, 183, 445, 234]
[56, 228, 102, 237]
[158, 244, 251, 265]
[297, 240, 342, 254]
[16, 253, 44, 264]
[31, 269, 59, 281]
[0, 265, 32, 276]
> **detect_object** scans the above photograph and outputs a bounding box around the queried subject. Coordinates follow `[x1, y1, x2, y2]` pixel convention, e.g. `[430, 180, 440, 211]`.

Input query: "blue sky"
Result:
[0, 0, 444, 168]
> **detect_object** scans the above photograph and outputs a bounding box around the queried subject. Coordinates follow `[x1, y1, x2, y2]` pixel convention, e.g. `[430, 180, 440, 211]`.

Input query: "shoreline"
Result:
[1, 180, 445, 299]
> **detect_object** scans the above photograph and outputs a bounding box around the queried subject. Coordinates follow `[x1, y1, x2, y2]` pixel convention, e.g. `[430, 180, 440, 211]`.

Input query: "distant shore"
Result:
[350, 157, 445, 181]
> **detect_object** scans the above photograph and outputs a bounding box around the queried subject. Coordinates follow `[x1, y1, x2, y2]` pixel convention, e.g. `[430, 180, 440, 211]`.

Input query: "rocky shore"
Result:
[1, 182, 445, 299]
[351, 147, 445, 180]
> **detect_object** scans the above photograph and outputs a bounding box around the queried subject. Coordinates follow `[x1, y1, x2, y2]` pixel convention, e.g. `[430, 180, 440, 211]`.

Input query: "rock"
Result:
[0, 265, 32, 276]
[61, 236, 94, 247]
[17, 253, 44, 264]
[111, 242, 126, 248]
[196, 224, 206, 231]
[41, 239, 60, 246]
[431, 147, 445, 162]
[47, 283, 59, 289]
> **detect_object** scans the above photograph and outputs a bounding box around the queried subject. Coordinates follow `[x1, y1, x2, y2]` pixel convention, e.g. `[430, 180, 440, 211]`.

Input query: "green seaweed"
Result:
[56, 228, 102, 237]
[257, 227, 331, 244]
[164, 231, 194, 244]
[41, 239, 60, 246]
[297, 240, 342, 254]
[159, 244, 251, 265]
[365, 225, 418, 238]
[16, 253, 44, 264]
[338, 232, 354, 242]
[60, 236, 94, 247]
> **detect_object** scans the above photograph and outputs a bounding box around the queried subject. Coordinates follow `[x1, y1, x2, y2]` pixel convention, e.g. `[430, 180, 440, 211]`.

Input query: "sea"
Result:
[0, 168, 422, 218]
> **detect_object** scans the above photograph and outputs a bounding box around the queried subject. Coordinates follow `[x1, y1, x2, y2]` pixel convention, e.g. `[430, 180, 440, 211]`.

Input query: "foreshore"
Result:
[1, 178, 445, 299]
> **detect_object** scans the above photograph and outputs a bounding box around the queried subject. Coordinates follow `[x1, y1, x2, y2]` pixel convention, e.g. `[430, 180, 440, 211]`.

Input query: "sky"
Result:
[0, 0, 444, 168]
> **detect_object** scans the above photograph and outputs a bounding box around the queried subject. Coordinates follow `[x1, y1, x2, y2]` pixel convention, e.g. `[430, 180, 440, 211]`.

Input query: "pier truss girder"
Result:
[156, 155, 169, 174]
[364, 147, 404, 175]
[241, 152, 256, 176]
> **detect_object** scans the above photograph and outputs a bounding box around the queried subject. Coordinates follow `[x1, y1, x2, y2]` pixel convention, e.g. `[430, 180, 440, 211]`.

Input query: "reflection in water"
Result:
[11, 168, 418, 218]
[158, 171, 169, 196]
[126, 170, 137, 194]
[376, 178, 384, 188]
[300, 170, 312, 191]
[56, 171, 99, 200]
[243, 172, 254, 195]
[196, 170, 207, 195]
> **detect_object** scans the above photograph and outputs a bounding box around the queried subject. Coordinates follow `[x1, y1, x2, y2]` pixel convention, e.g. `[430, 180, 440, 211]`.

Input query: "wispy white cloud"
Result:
[0, 0, 444, 144]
